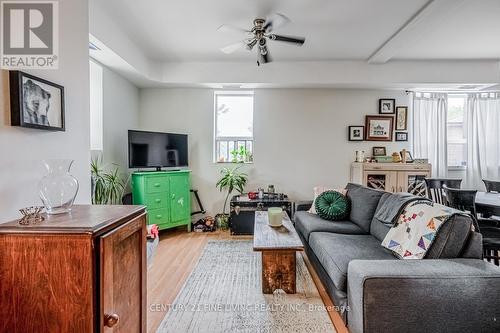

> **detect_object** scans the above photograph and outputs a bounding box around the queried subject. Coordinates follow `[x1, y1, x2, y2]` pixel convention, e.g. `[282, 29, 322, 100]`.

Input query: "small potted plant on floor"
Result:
[215, 166, 248, 230]
[91, 155, 129, 204]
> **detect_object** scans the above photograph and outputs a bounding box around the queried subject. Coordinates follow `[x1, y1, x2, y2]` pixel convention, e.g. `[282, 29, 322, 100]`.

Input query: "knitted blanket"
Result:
[382, 200, 463, 259]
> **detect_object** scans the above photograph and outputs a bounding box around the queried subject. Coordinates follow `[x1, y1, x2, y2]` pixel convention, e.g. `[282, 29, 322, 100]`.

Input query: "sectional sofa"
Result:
[294, 183, 500, 333]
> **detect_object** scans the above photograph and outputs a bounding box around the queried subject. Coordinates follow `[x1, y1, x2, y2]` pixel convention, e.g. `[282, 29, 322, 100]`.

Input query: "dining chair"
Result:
[483, 179, 500, 193]
[444, 186, 500, 266]
[481, 227, 500, 266]
[425, 178, 462, 205]
[443, 186, 478, 217]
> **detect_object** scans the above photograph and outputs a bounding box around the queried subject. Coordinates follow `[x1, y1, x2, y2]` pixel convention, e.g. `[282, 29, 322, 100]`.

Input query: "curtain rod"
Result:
[406, 89, 500, 94]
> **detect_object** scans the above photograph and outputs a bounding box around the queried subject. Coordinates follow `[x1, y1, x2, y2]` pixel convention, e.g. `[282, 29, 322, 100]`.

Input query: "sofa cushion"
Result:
[372, 196, 475, 259]
[345, 183, 385, 232]
[370, 192, 393, 241]
[425, 213, 474, 258]
[315, 190, 350, 221]
[308, 232, 395, 292]
[294, 211, 366, 242]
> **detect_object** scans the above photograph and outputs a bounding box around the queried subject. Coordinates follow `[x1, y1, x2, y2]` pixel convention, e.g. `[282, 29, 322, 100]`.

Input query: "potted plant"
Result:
[91, 155, 129, 205]
[215, 166, 248, 230]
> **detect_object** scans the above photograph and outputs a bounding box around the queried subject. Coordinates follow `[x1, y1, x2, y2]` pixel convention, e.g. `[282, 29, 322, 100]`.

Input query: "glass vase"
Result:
[38, 159, 79, 214]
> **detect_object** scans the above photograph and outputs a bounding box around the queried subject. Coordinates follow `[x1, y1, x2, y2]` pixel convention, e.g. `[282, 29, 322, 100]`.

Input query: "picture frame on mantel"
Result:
[365, 115, 393, 141]
[9, 71, 65, 131]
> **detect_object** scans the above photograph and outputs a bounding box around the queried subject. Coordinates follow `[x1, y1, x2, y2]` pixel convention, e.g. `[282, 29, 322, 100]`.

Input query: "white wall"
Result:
[0, 0, 90, 221]
[139, 88, 410, 215]
[100, 64, 139, 171]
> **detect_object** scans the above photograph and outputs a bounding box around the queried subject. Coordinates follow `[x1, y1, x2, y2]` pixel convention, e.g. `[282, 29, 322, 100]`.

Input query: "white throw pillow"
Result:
[308, 186, 347, 214]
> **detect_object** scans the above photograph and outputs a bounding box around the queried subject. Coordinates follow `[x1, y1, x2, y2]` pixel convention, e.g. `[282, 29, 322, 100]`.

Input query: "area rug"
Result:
[156, 240, 335, 333]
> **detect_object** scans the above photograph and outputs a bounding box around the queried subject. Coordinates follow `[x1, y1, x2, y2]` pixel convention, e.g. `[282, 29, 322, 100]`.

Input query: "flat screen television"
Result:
[128, 130, 188, 170]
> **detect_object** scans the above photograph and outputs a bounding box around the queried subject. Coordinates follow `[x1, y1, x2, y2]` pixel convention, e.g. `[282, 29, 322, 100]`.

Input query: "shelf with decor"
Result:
[350, 162, 431, 196]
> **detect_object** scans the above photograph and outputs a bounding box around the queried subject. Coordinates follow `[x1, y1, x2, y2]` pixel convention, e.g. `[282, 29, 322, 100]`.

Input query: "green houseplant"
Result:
[215, 166, 248, 229]
[91, 155, 128, 205]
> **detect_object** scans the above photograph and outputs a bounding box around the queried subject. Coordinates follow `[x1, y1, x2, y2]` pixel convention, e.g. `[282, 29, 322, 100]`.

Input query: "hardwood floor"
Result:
[146, 227, 348, 333]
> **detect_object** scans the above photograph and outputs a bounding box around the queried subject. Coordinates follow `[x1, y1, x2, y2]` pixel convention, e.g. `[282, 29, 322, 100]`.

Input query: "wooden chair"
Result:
[444, 186, 500, 266]
[483, 179, 500, 193]
[443, 186, 478, 217]
[425, 178, 462, 205]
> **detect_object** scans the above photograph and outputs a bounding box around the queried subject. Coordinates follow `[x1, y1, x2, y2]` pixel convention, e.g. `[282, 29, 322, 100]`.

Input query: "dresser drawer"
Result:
[145, 177, 169, 193]
[148, 208, 169, 225]
[145, 194, 168, 210]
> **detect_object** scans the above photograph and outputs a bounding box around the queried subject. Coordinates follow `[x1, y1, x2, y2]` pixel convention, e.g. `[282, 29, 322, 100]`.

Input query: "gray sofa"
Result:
[294, 183, 500, 333]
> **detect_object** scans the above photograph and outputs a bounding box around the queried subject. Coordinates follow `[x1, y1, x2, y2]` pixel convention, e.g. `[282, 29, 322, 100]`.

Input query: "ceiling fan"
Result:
[218, 13, 306, 66]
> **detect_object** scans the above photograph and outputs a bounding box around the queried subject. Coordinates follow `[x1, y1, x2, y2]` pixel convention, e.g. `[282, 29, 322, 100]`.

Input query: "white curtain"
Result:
[465, 93, 500, 189]
[412, 93, 448, 177]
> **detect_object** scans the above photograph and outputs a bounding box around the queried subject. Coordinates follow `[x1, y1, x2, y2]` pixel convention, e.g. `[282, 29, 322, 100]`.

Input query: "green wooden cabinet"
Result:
[131, 170, 191, 231]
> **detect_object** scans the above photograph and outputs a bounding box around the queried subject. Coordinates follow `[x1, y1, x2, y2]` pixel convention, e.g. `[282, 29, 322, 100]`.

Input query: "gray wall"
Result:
[101, 65, 139, 171]
[0, 0, 90, 221]
[138, 88, 410, 215]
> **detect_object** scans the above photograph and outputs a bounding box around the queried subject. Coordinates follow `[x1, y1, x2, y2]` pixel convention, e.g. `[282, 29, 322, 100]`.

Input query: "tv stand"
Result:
[131, 170, 191, 231]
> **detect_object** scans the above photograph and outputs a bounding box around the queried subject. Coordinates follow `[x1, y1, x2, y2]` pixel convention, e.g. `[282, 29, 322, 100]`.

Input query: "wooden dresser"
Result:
[0, 205, 147, 333]
[350, 162, 432, 196]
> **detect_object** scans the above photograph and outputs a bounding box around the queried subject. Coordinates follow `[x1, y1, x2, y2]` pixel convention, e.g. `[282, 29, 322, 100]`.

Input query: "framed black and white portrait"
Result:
[379, 98, 395, 114]
[9, 71, 65, 131]
[348, 126, 364, 141]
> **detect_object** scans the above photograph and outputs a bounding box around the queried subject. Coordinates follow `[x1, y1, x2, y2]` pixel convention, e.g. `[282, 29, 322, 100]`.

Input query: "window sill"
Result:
[214, 161, 254, 165]
[448, 166, 467, 171]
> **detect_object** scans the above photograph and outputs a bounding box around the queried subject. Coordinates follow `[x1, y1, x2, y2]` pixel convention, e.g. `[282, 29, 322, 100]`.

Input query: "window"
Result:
[447, 95, 467, 168]
[214, 91, 254, 163]
[89, 60, 103, 151]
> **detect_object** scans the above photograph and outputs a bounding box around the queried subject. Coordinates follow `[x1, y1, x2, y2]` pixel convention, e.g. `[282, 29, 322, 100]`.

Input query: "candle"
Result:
[268, 207, 283, 227]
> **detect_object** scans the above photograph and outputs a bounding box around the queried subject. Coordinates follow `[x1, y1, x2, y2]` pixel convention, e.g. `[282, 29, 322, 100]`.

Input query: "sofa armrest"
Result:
[347, 259, 500, 333]
[295, 200, 313, 213]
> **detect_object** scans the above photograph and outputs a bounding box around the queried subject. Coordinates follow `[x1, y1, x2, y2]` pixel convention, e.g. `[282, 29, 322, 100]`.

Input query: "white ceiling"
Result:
[90, 0, 500, 87]
[97, 0, 500, 62]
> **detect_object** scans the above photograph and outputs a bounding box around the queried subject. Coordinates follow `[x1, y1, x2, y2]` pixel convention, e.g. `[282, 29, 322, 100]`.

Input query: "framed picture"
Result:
[365, 115, 394, 141]
[9, 71, 65, 131]
[395, 106, 408, 130]
[373, 146, 387, 156]
[379, 98, 395, 114]
[401, 150, 414, 163]
[348, 126, 364, 141]
[395, 132, 408, 141]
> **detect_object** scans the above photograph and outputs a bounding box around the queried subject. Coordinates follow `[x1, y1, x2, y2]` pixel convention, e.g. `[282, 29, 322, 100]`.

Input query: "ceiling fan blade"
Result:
[268, 34, 305, 45]
[220, 41, 247, 54]
[217, 24, 250, 35]
[263, 13, 290, 32]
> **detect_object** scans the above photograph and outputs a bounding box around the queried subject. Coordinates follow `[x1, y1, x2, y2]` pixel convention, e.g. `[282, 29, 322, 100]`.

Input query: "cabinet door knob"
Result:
[172, 194, 176, 199]
[104, 313, 119, 328]
[156, 214, 162, 218]
[155, 199, 161, 203]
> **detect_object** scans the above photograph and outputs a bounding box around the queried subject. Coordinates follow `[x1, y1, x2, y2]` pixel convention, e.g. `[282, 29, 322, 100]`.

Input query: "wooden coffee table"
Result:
[253, 211, 304, 294]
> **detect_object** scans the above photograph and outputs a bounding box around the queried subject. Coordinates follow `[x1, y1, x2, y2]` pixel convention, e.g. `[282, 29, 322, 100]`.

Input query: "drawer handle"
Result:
[171, 194, 176, 199]
[154, 183, 161, 187]
[155, 199, 161, 203]
[156, 214, 162, 218]
[104, 313, 119, 328]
